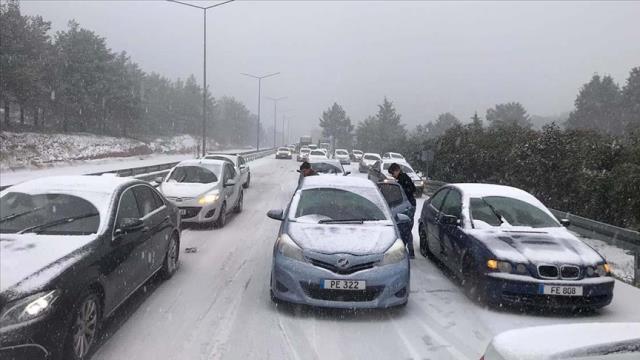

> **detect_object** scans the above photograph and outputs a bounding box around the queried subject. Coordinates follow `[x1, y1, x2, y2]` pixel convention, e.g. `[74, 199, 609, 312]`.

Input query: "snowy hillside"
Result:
[0, 131, 201, 170]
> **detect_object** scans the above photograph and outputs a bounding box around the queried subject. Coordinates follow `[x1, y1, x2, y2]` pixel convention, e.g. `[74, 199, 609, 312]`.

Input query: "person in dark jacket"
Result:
[388, 162, 416, 258]
[297, 161, 318, 187]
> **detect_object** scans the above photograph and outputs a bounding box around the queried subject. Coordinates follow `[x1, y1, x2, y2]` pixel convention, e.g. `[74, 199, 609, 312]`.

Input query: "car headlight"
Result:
[595, 263, 611, 276]
[487, 259, 513, 273]
[380, 239, 407, 265]
[414, 180, 424, 187]
[198, 191, 220, 205]
[0, 290, 60, 328]
[277, 234, 304, 262]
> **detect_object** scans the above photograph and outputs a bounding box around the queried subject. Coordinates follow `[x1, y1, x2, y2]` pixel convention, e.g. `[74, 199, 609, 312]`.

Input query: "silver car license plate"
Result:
[322, 280, 366, 290]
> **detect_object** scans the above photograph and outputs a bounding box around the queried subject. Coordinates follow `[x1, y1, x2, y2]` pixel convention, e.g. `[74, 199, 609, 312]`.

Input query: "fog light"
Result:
[516, 263, 527, 274]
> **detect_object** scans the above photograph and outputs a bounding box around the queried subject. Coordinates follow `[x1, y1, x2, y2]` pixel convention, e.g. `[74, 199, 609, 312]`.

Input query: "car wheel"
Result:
[214, 202, 227, 228]
[234, 191, 244, 213]
[462, 256, 487, 303]
[65, 291, 101, 360]
[243, 173, 250, 189]
[419, 223, 433, 259]
[160, 232, 179, 279]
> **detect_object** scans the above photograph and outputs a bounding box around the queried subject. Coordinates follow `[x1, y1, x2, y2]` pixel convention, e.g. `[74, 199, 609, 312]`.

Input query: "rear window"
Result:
[364, 154, 380, 160]
[311, 150, 325, 155]
[335, 150, 348, 155]
[310, 162, 343, 174]
[278, 147, 289, 151]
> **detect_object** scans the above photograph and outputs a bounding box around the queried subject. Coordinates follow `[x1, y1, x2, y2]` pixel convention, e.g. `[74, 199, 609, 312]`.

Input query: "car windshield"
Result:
[300, 148, 310, 153]
[167, 165, 219, 184]
[335, 150, 348, 155]
[0, 192, 100, 234]
[310, 162, 343, 174]
[310, 150, 325, 155]
[382, 163, 414, 173]
[470, 196, 560, 228]
[277, 147, 289, 151]
[293, 188, 387, 222]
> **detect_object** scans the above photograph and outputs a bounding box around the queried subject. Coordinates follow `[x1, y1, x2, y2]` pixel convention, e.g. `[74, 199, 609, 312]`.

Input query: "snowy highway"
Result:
[91, 157, 640, 360]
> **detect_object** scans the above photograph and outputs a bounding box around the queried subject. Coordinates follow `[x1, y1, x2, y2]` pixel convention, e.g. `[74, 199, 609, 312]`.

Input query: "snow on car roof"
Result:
[450, 183, 546, 208]
[3, 175, 135, 195]
[300, 174, 374, 190]
[487, 322, 640, 360]
[177, 158, 227, 167]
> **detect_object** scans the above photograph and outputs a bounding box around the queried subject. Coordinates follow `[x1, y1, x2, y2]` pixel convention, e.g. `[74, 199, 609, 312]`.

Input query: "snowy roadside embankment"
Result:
[0, 131, 203, 170]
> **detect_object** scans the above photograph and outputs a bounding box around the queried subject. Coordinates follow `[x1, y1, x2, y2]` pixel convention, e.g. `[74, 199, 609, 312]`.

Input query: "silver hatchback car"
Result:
[267, 176, 410, 309]
[159, 159, 243, 228]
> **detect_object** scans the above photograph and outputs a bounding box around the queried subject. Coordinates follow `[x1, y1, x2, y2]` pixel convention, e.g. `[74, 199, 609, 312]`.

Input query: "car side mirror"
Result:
[344, 171, 351, 176]
[439, 214, 460, 226]
[267, 209, 284, 221]
[396, 213, 411, 224]
[224, 179, 236, 187]
[560, 218, 571, 227]
[114, 218, 144, 237]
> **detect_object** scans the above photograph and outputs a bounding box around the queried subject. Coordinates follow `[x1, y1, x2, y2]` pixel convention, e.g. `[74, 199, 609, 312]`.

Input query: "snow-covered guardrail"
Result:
[0, 148, 276, 191]
[425, 180, 640, 286]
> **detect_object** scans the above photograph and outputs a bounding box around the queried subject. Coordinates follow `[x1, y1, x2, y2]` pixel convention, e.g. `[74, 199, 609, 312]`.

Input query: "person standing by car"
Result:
[299, 161, 318, 177]
[388, 162, 416, 257]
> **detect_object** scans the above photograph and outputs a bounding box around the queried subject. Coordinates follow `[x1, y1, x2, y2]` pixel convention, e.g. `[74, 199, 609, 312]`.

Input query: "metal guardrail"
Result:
[0, 148, 276, 190]
[424, 180, 640, 286]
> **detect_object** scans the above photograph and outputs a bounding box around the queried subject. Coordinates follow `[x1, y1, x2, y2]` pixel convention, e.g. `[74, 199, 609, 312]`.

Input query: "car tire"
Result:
[462, 255, 487, 304]
[214, 202, 227, 228]
[243, 173, 250, 189]
[419, 223, 434, 259]
[64, 290, 102, 360]
[234, 191, 244, 213]
[160, 232, 179, 279]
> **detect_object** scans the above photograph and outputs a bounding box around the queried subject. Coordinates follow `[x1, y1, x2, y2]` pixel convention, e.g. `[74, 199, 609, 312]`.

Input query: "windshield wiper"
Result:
[0, 206, 46, 223]
[481, 198, 504, 225]
[17, 212, 99, 234]
[318, 218, 381, 224]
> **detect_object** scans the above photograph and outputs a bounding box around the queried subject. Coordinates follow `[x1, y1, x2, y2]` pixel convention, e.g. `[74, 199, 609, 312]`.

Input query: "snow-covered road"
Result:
[91, 157, 640, 360]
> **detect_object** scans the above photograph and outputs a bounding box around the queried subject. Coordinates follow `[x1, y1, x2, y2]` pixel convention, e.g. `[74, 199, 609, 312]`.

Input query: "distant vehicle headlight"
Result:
[380, 239, 407, 265]
[0, 290, 60, 328]
[198, 191, 220, 205]
[277, 234, 305, 262]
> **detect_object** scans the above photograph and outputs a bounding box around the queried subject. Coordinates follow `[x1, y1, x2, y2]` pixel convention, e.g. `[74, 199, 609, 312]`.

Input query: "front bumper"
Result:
[167, 199, 221, 224]
[271, 254, 409, 309]
[0, 311, 69, 360]
[485, 273, 615, 309]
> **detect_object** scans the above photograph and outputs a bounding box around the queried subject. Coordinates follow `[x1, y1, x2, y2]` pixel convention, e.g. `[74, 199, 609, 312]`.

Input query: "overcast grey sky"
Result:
[20, 0, 640, 138]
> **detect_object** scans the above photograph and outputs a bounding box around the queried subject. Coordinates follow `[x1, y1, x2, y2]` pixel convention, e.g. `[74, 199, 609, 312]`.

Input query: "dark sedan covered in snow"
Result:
[418, 183, 614, 310]
[0, 176, 181, 360]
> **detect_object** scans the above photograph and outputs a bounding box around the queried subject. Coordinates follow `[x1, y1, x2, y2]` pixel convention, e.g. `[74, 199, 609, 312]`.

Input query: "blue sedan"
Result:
[418, 183, 614, 310]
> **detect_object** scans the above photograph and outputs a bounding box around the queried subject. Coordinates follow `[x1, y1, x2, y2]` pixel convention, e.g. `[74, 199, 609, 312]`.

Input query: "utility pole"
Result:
[266, 96, 286, 147]
[241, 72, 280, 150]
[168, 0, 234, 156]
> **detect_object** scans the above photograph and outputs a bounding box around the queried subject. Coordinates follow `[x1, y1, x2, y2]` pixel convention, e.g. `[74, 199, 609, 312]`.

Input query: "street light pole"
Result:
[167, 0, 233, 157]
[266, 96, 286, 147]
[241, 72, 280, 150]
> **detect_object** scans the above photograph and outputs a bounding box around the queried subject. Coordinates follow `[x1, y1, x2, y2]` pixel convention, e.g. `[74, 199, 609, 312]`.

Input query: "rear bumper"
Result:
[485, 273, 615, 309]
[276, 154, 292, 159]
[271, 254, 409, 309]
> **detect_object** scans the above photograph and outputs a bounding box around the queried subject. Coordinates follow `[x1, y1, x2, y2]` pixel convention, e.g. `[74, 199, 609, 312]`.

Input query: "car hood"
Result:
[0, 234, 97, 296]
[467, 227, 604, 265]
[160, 182, 216, 198]
[486, 323, 640, 360]
[288, 222, 396, 255]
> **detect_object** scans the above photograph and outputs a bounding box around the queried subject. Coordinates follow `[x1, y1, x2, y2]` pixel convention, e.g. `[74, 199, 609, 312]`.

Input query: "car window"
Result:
[382, 163, 413, 173]
[378, 183, 405, 208]
[117, 188, 141, 226]
[168, 165, 218, 184]
[0, 192, 100, 234]
[310, 162, 343, 174]
[363, 154, 379, 160]
[294, 188, 386, 221]
[226, 163, 236, 178]
[133, 186, 161, 217]
[429, 188, 449, 211]
[474, 196, 560, 228]
[440, 190, 462, 218]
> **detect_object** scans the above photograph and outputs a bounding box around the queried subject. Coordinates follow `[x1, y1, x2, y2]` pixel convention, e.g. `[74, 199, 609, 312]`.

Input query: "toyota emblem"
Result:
[337, 258, 349, 268]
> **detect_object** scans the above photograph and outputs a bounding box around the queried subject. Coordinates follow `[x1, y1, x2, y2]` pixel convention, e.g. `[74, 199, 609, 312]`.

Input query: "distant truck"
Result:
[298, 136, 312, 151]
